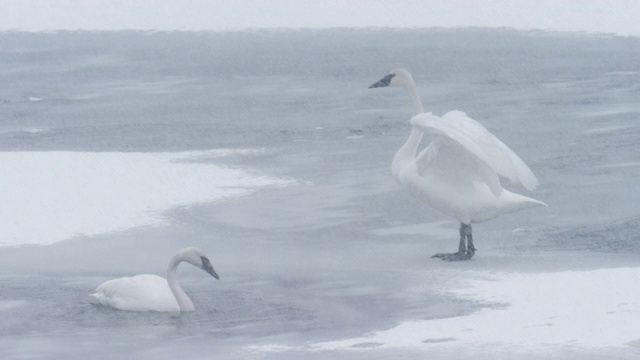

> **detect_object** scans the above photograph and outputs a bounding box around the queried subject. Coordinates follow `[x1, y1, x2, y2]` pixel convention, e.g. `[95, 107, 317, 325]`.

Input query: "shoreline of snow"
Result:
[248, 267, 640, 355]
[312, 267, 640, 353]
[0, 150, 294, 247]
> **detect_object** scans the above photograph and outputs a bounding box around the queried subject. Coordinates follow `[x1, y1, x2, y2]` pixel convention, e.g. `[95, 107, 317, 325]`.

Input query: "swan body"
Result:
[91, 247, 219, 312]
[370, 69, 546, 260]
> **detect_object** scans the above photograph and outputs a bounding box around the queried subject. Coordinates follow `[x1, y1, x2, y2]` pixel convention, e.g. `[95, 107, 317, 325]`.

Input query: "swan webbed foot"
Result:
[431, 223, 477, 261]
[431, 251, 474, 261]
[431, 223, 476, 261]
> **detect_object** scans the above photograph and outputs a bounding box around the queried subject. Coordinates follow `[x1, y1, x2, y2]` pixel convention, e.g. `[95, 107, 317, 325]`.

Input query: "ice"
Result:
[372, 220, 455, 238]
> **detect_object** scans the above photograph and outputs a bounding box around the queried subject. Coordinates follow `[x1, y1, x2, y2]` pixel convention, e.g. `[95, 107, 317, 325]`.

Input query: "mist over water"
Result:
[1, 29, 639, 359]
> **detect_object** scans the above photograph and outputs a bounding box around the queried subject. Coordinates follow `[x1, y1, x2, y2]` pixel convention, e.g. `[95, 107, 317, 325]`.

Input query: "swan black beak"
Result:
[369, 73, 395, 88]
[201, 256, 220, 280]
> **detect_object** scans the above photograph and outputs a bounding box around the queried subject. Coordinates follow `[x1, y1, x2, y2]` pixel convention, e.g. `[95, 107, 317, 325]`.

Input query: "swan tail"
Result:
[89, 291, 108, 307]
[500, 191, 547, 213]
[471, 190, 546, 223]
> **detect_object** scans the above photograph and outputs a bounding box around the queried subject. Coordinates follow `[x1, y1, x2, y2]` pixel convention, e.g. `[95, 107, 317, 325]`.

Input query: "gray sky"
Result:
[1, 0, 639, 36]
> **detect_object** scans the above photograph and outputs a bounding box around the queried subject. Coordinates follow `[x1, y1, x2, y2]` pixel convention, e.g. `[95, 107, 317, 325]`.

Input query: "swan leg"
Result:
[431, 223, 475, 261]
[465, 224, 476, 257]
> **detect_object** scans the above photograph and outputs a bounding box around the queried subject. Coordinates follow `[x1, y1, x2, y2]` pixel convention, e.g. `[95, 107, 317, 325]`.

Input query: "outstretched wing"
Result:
[412, 113, 503, 197]
[441, 111, 539, 190]
[412, 111, 539, 191]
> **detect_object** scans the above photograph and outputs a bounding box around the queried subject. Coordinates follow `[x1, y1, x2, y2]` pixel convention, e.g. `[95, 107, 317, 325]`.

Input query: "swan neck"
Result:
[166, 254, 195, 312]
[393, 126, 423, 172]
[405, 126, 424, 156]
[402, 80, 424, 115]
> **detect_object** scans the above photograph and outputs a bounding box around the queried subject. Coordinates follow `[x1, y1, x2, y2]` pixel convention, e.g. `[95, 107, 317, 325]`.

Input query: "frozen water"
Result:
[1, 29, 639, 359]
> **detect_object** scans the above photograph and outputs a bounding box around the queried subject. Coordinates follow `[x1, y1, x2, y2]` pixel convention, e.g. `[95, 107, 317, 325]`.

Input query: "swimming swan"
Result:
[370, 69, 546, 261]
[91, 247, 219, 312]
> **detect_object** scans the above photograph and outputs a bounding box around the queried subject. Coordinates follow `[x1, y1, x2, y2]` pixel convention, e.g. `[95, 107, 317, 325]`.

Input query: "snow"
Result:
[309, 267, 640, 353]
[0, 150, 293, 246]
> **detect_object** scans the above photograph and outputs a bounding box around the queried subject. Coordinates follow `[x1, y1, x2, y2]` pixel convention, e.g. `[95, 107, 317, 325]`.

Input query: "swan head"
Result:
[369, 68, 415, 89]
[200, 256, 219, 280]
[178, 247, 220, 280]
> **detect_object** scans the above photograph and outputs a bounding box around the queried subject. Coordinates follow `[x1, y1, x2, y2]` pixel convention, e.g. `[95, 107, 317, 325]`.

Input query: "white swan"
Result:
[370, 69, 546, 261]
[91, 247, 219, 312]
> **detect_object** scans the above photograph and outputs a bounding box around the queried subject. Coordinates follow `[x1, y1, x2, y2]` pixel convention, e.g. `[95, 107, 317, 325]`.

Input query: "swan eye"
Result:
[201, 256, 211, 268]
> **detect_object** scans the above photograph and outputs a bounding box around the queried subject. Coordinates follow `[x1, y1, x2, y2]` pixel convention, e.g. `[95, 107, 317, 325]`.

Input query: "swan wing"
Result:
[412, 114, 503, 197]
[439, 110, 539, 190]
[92, 274, 179, 312]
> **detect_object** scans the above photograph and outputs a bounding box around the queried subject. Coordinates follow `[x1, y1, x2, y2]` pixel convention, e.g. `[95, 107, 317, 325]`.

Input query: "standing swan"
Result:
[370, 69, 546, 261]
[91, 247, 219, 312]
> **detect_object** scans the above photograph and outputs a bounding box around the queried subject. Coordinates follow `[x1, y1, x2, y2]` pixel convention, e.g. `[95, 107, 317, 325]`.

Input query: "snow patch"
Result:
[585, 125, 637, 134]
[0, 300, 27, 312]
[0, 150, 293, 247]
[308, 267, 640, 353]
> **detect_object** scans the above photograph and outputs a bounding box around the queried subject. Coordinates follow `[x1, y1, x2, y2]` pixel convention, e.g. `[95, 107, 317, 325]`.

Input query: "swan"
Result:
[370, 68, 546, 261]
[91, 247, 219, 312]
